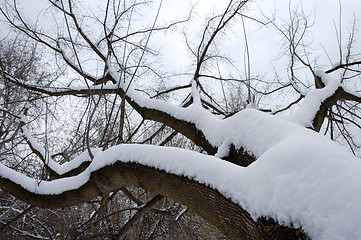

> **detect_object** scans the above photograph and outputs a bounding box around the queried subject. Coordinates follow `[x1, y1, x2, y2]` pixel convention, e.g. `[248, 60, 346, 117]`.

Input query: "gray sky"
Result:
[5, 0, 361, 85]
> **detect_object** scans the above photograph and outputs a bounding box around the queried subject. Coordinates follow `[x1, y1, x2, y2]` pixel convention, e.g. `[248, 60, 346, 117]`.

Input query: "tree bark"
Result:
[0, 160, 308, 239]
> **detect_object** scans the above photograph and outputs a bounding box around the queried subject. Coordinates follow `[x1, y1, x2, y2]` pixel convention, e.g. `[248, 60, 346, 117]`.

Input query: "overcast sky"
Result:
[157, 0, 361, 77]
[4, 0, 361, 85]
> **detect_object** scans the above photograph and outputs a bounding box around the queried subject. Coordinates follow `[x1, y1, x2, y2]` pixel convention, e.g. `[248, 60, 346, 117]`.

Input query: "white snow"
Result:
[285, 70, 340, 127]
[2, 70, 361, 239]
[0, 162, 91, 194]
[191, 80, 202, 106]
[22, 124, 98, 175]
[215, 137, 232, 158]
[175, 207, 188, 221]
[2, 108, 361, 239]
[48, 149, 100, 175]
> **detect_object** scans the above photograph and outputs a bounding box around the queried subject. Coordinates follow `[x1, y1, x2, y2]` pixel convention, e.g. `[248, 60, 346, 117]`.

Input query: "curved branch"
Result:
[0, 161, 261, 239]
[272, 95, 303, 115]
[151, 84, 191, 99]
[5, 72, 217, 154]
[194, 1, 247, 81]
[132, 105, 217, 154]
[66, 0, 106, 61]
[111, 9, 193, 45]
[312, 86, 361, 131]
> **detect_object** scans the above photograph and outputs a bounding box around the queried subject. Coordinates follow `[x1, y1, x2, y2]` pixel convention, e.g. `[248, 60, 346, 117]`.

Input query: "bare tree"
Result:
[0, 0, 361, 239]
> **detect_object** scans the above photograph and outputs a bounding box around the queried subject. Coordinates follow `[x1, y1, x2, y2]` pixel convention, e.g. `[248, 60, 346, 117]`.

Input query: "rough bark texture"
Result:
[312, 88, 340, 131]
[312, 86, 357, 131]
[0, 161, 308, 239]
[223, 145, 256, 167]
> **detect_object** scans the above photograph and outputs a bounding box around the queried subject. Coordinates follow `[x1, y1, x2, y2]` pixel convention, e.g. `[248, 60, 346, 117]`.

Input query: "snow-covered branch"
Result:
[1, 109, 361, 239]
[284, 70, 340, 127]
[19, 114, 97, 178]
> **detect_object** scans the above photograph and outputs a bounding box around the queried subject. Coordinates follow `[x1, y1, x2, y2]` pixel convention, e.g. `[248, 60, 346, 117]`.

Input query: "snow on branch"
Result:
[191, 80, 202, 106]
[1, 109, 361, 239]
[20, 116, 97, 176]
[284, 70, 340, 127]
[6, 64, 359, 157]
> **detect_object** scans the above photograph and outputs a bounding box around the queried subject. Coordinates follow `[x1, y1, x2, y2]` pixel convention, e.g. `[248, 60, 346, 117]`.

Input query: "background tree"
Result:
[0, 0, 360, 239]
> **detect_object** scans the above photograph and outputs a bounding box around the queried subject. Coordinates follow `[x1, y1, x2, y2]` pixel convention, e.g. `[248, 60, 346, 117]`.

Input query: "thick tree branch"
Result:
[0, 160, 306, 240]
[5, 72, 218, 154]
[312, 86, 361, 131]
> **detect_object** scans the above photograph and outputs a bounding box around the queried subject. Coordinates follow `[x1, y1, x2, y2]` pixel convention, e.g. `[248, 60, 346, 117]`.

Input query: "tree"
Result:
[0, 0, 361, 239]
